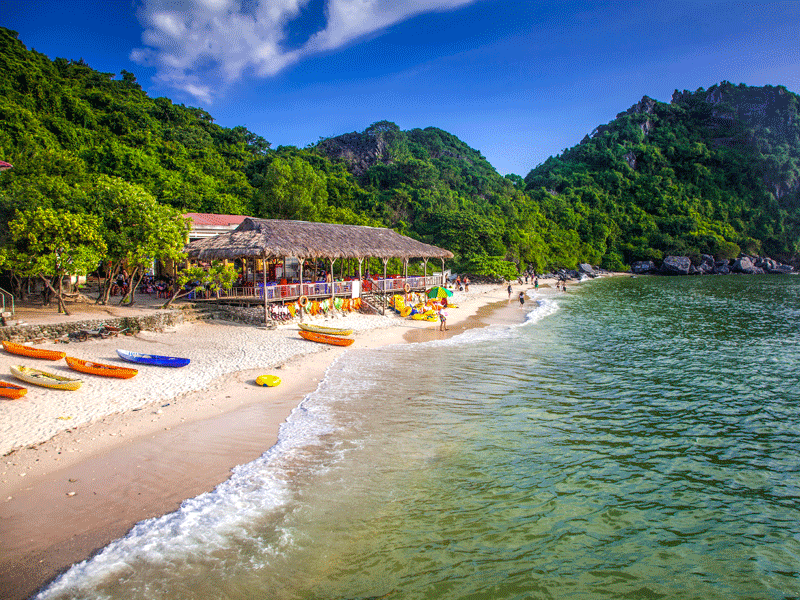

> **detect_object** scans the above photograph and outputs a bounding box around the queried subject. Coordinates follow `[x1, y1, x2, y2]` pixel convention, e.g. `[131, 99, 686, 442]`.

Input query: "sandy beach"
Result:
[0, 282, 541, 600]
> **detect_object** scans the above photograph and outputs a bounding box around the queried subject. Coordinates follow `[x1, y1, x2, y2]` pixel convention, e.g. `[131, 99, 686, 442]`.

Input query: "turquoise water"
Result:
[37, 276, 800, 599]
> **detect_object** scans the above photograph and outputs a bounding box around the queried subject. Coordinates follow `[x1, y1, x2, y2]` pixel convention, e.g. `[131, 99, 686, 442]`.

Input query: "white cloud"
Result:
[132, 0, 477, 103]
[307, 0, 475, 52]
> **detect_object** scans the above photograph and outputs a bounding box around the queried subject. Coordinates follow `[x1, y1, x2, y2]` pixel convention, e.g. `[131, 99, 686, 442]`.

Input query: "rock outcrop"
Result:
[638, 254, 793, 276]
[631, 260, 656, 274]
[660, 256, 691, 275]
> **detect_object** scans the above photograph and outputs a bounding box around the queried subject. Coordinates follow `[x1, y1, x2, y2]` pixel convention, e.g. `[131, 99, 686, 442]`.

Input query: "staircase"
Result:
[358, 292, 384, 315]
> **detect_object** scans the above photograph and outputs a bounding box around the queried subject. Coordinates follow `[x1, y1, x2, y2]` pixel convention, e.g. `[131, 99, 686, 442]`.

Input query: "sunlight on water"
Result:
[37, 277, 800, 600]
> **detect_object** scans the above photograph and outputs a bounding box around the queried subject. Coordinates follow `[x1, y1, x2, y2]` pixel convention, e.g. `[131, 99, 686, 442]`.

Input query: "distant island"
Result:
[1, 27, 798, 281]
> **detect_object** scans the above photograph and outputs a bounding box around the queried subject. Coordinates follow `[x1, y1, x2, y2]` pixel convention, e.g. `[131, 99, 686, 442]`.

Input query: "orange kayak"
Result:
[65, 356, 138, 379]
[2, 341, 66, 361]
[0, 381, 27, 399]
[299, 331, 354, 346]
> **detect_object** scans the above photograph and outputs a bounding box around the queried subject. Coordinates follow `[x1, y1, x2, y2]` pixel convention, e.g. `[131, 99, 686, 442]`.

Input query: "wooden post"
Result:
[298, 257, 304, 322]
[268, 254, 269, 326]
[329, 257, 336, 312]
[440, 258, 446, 285]
[382, 257, 388, 315]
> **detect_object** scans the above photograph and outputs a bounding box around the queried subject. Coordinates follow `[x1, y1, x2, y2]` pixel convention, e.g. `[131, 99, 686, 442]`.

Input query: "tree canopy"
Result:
[1, 27, 799, 283]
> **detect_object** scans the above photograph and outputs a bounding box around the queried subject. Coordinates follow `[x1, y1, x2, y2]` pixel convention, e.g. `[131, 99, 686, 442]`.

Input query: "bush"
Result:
[601, 250, 627, 272]
[460, 254, 519, 280]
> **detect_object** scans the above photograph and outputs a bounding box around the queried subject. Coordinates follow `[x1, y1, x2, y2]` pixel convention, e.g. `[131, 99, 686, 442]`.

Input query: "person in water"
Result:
[519, 291, 525, 307]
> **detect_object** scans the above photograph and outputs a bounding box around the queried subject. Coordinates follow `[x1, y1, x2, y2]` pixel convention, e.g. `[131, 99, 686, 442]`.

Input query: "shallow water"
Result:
[37, 276, 800, 599]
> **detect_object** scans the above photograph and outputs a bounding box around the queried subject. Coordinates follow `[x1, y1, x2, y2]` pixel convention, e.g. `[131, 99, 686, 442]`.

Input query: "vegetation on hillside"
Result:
[524, 84, 800, 267]
[1, 26, 799, 290]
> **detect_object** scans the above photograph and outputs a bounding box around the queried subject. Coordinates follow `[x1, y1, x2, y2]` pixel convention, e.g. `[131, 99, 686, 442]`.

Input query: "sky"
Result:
[3, 0, 799, 176]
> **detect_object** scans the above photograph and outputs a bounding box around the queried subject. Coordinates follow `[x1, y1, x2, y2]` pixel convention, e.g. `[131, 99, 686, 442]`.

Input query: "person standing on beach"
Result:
[464, 277, 470, 292]
[534, 277, 539, 290]
[438, 306, 448, 331]
[518, 291, 525, 307]
[507, 283, 512, 300]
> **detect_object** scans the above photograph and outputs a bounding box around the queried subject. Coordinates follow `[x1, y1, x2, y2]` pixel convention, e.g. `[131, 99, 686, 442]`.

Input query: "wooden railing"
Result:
[188, 275, 444, 303]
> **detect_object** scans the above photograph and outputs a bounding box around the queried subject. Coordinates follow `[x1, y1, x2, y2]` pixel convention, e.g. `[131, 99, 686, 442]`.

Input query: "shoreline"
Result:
[1, 283, 542, 600]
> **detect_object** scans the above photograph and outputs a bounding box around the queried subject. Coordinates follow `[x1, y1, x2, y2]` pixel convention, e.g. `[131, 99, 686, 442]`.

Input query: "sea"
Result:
[36, 275, 800, 600]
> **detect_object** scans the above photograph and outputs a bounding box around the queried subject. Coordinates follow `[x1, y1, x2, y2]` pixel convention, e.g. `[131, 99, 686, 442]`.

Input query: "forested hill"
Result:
[524, 83, 800, 265]
[1, 25, 798, 278]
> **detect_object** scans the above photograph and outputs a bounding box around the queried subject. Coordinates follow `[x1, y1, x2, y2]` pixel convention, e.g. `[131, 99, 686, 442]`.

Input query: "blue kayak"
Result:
[116, 349, 190, 368]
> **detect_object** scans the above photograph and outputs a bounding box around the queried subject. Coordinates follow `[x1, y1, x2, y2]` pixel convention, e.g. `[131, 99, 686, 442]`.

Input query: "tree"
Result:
[79, 176, 190, 305]
[161, 261, 238, 308]
[253, 156, 328, 220]
[6, 207, 106, 314]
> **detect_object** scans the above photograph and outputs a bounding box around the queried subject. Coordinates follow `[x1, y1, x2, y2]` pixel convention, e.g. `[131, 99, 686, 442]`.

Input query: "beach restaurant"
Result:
[186, 217, 454, 318]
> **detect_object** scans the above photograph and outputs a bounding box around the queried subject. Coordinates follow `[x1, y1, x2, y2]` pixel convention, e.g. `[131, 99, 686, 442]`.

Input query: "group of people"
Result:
[507, 274, 561, 308]
[453, 275, 470, 292]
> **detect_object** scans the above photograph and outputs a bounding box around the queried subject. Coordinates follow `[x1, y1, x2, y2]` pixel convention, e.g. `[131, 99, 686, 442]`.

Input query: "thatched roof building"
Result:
[187, 218, 453, 261]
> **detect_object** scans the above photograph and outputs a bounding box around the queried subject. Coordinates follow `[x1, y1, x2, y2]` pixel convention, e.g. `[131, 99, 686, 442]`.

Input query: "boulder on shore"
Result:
[578, 263, 597, 278]
[660, 256, 691, 275]
[714, 261, 731, 274]
[733, 257, 761, 274]
[631, 260, 655, 274]
[697, 254, 715, 274]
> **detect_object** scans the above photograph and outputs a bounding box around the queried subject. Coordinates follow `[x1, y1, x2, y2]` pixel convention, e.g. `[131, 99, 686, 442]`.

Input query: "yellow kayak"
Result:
[10, 365, 82, 391]
[299, 323, 353, 336]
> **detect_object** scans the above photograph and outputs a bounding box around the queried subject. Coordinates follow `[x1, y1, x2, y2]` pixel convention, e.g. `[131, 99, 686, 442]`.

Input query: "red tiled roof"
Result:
[183, 213, 250, 227]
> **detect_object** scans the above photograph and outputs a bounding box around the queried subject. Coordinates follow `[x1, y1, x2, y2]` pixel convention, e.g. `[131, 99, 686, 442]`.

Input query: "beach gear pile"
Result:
[389, 294, 456, 322]
[272, 297, 363, 321]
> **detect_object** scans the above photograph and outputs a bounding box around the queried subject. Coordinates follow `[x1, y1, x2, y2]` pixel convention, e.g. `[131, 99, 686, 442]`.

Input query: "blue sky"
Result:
[4, 0, 799, 175]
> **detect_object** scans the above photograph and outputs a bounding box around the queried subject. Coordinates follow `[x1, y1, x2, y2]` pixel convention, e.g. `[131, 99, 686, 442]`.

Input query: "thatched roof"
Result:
[187, 218, 454, 261]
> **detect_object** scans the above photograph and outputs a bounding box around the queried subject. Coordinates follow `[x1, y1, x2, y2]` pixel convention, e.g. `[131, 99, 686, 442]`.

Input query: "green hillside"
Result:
[1, 26, 798, 282]
[524, 84, 800, 267]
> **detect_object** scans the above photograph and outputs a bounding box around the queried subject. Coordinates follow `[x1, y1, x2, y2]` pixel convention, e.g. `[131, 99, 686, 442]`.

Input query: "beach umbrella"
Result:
[0, 160, 13, 172]
[427, 286, 453, 299]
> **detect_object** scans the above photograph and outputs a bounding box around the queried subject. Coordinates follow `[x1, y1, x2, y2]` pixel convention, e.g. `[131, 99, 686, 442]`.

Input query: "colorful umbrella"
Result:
[0, 160, 13, 172]
[427, 286, 453, 299]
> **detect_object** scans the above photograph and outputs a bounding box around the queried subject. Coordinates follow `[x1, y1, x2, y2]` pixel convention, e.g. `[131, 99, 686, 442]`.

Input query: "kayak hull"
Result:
[2, 341, 66, 361]
[116, 349, 190, 368]
[298, 323, 353, 336]
[299, 331, 354, 346]
[66, 356, 138, 379]
[0, 382, 27, 399]
[10, 365, 82, 391]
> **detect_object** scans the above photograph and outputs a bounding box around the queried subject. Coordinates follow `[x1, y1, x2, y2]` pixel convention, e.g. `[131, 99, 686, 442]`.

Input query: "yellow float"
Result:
[256, 374, 282, 387]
